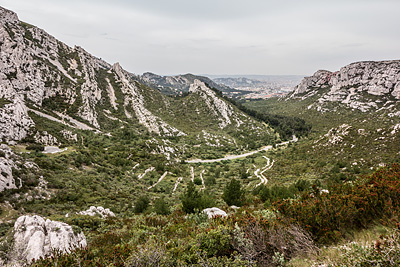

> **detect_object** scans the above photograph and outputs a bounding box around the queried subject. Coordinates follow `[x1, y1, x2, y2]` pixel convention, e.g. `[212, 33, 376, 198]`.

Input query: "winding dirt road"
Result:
[186, 136, 297, 164]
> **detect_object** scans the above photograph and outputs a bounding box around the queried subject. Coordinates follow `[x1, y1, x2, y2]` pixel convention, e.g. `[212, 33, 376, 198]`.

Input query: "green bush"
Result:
[134, 195, 150, 214]
[26, 144, 45, 152]
[154, 198, 170, 215]
[277, 164, 400, 244]
[193, 177, 202, 185]
[222, 178, 245, 206]
[198, 225, 232, 257]
[180, 182, 215, 213]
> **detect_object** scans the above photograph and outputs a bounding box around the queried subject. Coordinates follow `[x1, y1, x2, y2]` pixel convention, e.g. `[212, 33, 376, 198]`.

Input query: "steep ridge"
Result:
[0, 7, 186, 141]
[0, 6, 271, 147]
[289, 60, 400, 113]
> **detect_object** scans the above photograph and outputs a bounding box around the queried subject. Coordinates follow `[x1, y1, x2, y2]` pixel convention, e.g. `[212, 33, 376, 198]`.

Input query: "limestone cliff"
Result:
[289, 60, 400, 112]
[0, 6, 187, 141]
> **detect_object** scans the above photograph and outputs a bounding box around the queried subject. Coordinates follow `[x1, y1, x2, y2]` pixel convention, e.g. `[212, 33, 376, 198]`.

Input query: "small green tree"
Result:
[193, 177, 202, 185]
[134, 195, 149, 213]
[222, 178, 245, 206]
[154, 198, 170, 215]
[180, 181, 201, 213]
[180, 181, 214, 213]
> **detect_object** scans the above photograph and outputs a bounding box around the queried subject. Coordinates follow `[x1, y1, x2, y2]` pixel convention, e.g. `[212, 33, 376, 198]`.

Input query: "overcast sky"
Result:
[1, 0, 399, 76]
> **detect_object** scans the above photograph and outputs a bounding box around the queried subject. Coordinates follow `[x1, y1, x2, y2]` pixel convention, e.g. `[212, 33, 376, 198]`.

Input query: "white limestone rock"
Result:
[0, 97, 34, 143]
[60, 129, 78, 142]
[289, 60, 400, 112]
[34, 131, 59, 146]
[10, 215, 86, 265]
[0, 6, 18, 24]
[77, 206, 115, 218]
[202, 207, 227, 219]
[291, 70, 332, 96]
[0, 144, 18, 191]
[112, 63, 185, 136]
[0, 144, 39, 192]
[315, 124, 352, 147]
[189, 79, 234, 128]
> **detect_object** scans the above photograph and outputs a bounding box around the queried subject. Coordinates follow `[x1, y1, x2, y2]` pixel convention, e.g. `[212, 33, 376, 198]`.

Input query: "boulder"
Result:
[202, 207, 227, 219]
[77, 206, 115, 218]
[10, 215, 86, 264]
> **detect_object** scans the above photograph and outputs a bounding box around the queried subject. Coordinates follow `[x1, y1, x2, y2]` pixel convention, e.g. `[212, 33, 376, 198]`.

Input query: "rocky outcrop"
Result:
[76, 206, 115, 218]
[189, 79, 237, 128]
[113, 63, 185, 136]
[289, 60, 400, 112]
[0, 144, 38, 192]
[34, 131, 59, 146]
[10, 215, 86, 265]
[291, 70, 333, 96]
[314, 124, 352, 146]
[0, 98, 34, 143]
[0, 144, 18, 191]
[60, 129, 78, 142]
[202, 207, 227, 219]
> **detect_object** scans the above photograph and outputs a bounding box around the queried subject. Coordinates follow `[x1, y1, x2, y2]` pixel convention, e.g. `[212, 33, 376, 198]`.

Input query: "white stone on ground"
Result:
[202, 207, 227, 219]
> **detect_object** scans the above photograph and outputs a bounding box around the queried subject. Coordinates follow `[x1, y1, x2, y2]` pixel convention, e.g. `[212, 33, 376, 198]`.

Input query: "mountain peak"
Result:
[0, 6, 18, 24]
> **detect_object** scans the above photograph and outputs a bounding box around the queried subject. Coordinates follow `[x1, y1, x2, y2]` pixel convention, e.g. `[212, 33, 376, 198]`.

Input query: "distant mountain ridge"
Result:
[139, 72, 243, 96]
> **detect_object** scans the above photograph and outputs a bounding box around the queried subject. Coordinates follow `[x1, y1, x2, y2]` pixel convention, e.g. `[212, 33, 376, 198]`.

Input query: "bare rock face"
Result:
[290, 60, 400, 113]
[0, 144, 18, 191]
[0, 98, 34, 143]
[34, 131, 59, 146]
[112, 63, 185, 136]
[202, 207, 227, 219]
[189, 79, 234, 128]
[10, 215, 86, 265]
[291, 70, 333, 96]
[0, 144, 39, 192]
[60, 129, 78, 142]
[188, 79, 253, 129]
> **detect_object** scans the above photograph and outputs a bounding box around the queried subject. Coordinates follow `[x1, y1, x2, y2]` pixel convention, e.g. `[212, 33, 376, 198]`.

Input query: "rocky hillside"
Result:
[288, 60, 400, 113]
[0, 6, 270, 146]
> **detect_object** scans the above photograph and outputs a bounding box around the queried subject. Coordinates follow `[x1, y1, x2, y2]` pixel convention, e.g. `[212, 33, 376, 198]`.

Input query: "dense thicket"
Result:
[277, 164, 400, 244]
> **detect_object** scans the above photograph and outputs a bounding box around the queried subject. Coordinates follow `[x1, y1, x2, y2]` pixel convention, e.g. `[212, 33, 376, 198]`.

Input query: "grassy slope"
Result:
[243, 96, 400, 187]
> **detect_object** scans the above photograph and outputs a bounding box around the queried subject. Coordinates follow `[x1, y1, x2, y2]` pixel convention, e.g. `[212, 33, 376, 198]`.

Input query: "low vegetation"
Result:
[25, 165, 400, 266]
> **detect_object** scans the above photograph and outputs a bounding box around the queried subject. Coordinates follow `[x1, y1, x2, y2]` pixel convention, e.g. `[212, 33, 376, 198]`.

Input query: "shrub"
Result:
[193, 177, 202, 185]
[134, 195, 150, 214]
[180, 182, 215, 213]
[276, 164, 400, 244]
[205, 176, 216, 186]
[198, 225, 233, 257]
[154, 198, 170, 215]
[222, 178, 245, 206]
[26, 144, 45, 152]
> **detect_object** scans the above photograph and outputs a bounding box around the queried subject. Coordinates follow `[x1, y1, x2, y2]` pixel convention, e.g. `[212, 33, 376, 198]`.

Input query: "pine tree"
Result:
[222, 178, 245, 206]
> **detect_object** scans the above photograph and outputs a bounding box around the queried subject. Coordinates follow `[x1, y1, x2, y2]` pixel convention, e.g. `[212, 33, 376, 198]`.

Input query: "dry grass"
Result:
[288, 224, 391, 266]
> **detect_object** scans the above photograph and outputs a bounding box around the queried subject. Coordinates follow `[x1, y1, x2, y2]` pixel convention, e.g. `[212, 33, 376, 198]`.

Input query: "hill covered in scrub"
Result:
[1, 5, 400, 267]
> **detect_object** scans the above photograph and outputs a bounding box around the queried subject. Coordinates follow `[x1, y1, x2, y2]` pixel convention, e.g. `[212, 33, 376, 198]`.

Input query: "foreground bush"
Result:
[276, 164, 400, 244]
[30, 210, 316, 267]
[313, 227, 400, 266]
